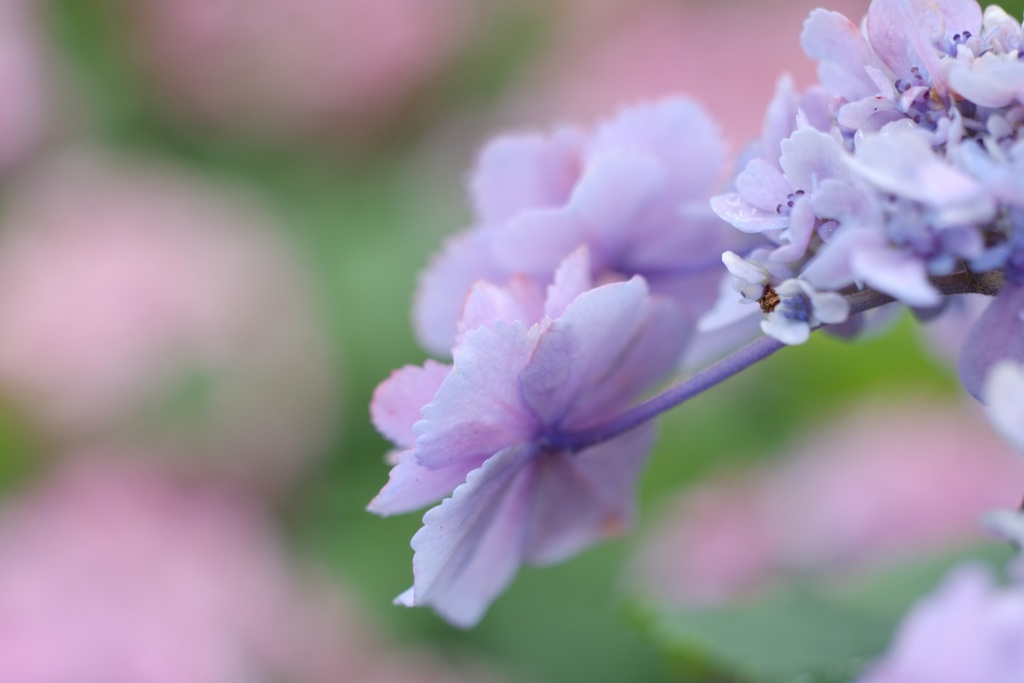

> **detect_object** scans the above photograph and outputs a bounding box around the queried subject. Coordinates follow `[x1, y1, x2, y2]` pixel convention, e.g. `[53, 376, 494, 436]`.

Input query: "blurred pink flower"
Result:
[131, 0, 478, 140]
[0, 456, 504, 683]
[633, 401, 1024, 605]
[0, 456, 316, 683]
[506, 0, 870, 145]
[0, 153, 338, 490]
[0, 0, 50, 172]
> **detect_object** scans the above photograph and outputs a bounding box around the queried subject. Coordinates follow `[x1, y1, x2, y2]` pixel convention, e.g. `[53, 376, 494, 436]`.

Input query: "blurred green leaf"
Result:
[631, 544, 1010, 683]
[634, 589, 893, 683]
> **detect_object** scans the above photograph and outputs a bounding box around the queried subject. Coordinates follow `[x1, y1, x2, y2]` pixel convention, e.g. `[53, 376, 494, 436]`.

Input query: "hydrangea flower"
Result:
[856, 566, 1024, 683]
[372, 0, 1024, 636]
[0, 456, 320, 683]
[415, 97, 736, 355]
[371, 251, 689, 626]
[712, 251, 848, 345]
[710, 0, 1020, 400]
[130, 0, 479, 140]
[0, 153, 338, 491]
[632, 401, 1024, 606]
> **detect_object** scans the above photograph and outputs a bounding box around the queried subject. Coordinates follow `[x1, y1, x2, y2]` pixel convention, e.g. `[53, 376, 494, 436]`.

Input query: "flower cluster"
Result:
[371, 98, 744, 626]
[711, 0, 1024, 400]
[373, 0, 1024, 633]
[414, 98, 738, 356]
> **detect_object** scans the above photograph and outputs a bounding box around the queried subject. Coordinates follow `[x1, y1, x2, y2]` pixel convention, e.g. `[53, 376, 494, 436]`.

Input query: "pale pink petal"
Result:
[456, 278, 545, 345]
[370, 361, 451, 449]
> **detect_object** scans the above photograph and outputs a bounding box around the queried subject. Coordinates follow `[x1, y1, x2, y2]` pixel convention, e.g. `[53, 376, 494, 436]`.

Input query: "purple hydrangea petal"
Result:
[371, 360, 452, 449]
[761, 315, 811, 345]
[838, 95, 895, 130]
[848, 131, 990, 216]
[811, 290, 853, 324]
[561, 297, 690, 428]
[851, 246, 942, 307]
[569, 152, 667, 260]
[811, 178, 875, 225]
[518, 278, 656, 427]
[588, 98, 725, 202]
[984, 361, 1024, 451]
[543, 247, 593, 320]
[736, 158, 792, 212]
[469, 128, 584, 226]
[947, 53, 1024, 108]
[801, 227, 881, 290]
[771, 198, 817, 262]
[779, 128, 848, 191]
[369, 448, 490, 516]
[415, 321, 538, 469]
[710, 193, 790, 233]
[723, 251, 770, 289]
[414, 230, 503, 356]
[760, 75, 800, 166]
[798, 86, 838, 133]
[488, 207, 586, 277]
[982, 5, 1024, 49]
[866, 0, 945, 85]
[400, 445, 536, 628]
[456, 277, 545, 345]
[936, 0, 983, 45]
[959, 282, 1024, 400]
[524, 425, 654, 565]
[802, 9, 883, 100]
[856, 565, 1024, 683]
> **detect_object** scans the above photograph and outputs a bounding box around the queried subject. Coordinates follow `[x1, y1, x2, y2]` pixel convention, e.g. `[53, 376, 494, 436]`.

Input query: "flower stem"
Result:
[551, 334, 786, 452]
[552, 269, 1005, 453]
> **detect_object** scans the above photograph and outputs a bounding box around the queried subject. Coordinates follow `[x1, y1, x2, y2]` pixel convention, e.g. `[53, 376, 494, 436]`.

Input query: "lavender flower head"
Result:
[371, 251, 689, 626]
[709, 0, 1023, 362]
[415, 97, 736, 355]
[371, 0, 1024, 631]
